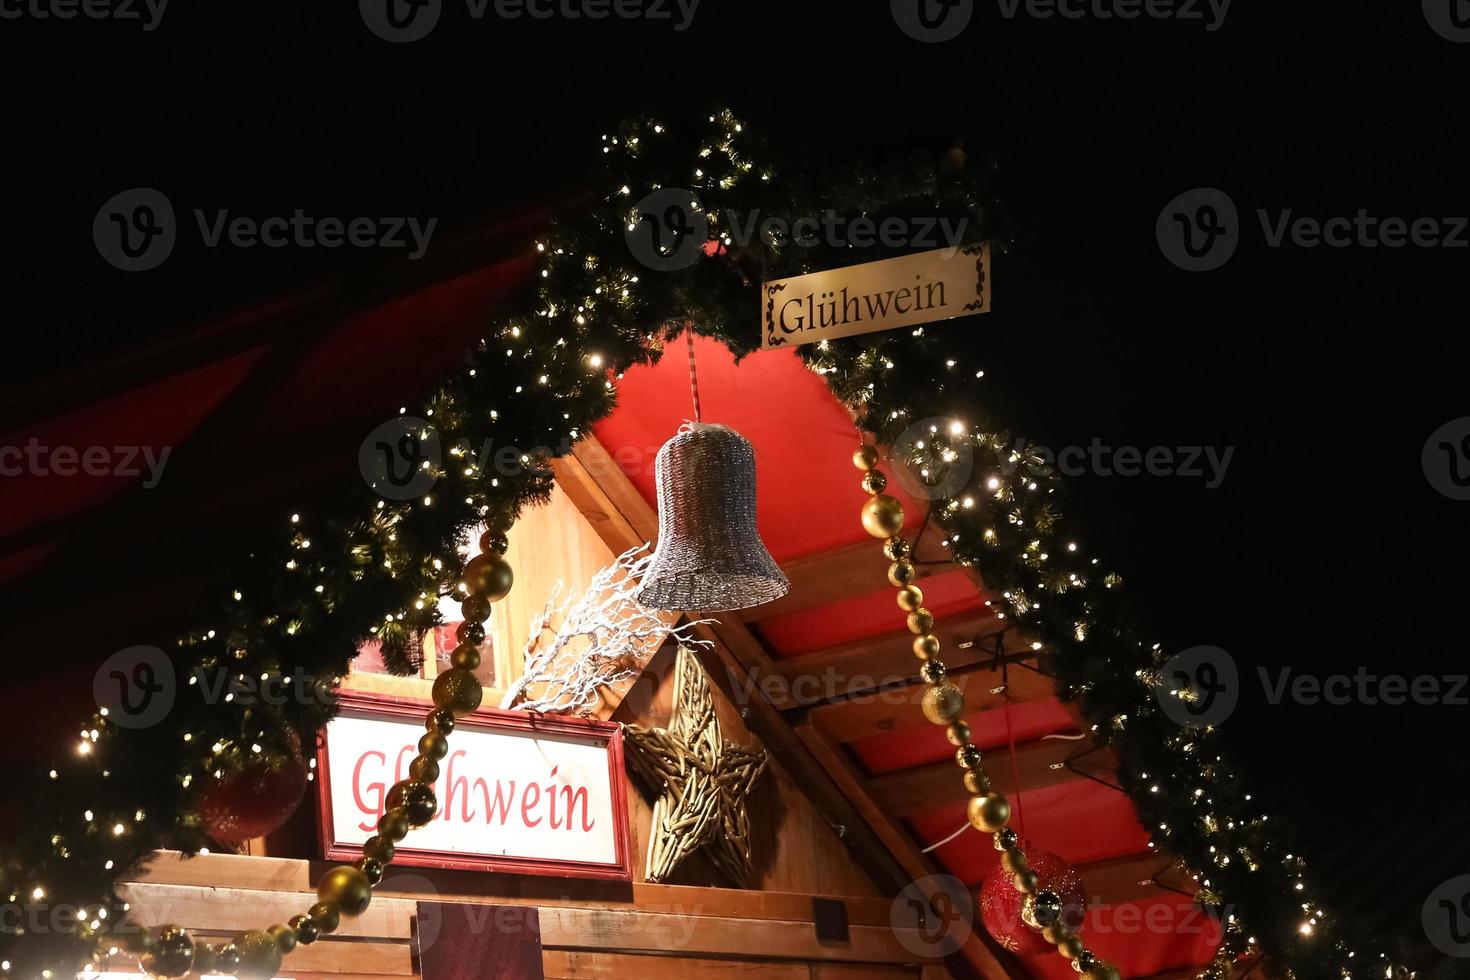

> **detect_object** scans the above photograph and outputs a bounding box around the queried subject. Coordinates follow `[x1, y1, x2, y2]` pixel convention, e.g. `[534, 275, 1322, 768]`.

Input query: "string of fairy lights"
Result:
[0, 109, 1411, 980]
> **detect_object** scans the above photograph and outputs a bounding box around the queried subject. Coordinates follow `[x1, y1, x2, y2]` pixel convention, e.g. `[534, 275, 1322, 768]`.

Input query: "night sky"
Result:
[5, 0, 1468, 908]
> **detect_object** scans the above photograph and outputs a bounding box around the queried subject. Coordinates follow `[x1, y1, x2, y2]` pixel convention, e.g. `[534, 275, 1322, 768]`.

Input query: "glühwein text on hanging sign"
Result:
[761, 245, 991, 350]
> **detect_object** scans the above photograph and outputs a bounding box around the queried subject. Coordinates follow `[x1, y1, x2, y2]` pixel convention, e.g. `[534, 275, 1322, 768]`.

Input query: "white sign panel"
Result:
[318, 694, 631, 880]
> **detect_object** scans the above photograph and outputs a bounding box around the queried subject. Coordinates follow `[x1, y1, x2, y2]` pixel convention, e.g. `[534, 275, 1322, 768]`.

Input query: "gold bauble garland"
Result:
[853, 442, 1121, 980]
[126, 523, 516, 978]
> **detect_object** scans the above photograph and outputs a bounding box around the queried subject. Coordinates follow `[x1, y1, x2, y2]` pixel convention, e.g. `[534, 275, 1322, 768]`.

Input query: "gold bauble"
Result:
[234, 929, 284, 980]
[862, 471, 887, 495]
[317, 865, 373, 918]
[1000, 847, 1029, 874]
[432, 666, 483, 715]
[1087, 964, 1122, 980]
[853, 445, 880, 471]
[945, 721, 971, 746]
[362, 834, 396, 864]
[906, 608, 935, 635]
[860, 495, 905, 538]
[288, 915, 318, 945]
[913, 634, 941, 660]
[963, 769, 991, 794]
[139, 925, 194, 979]
[359, 856, 386, 886]
[409, 755, 439, 783]
[377, 806, 411, 842]
[450, 643, 482, 670]
[267, 923, 297, 953]
[884, 536, 911, 560]
[454, 620, 485, 646]
[461, 593, 492, 623]
[479, 530, 509, 556]
[967, 791, 1012, 833]
[308, 901, 340, 935]
[386, 779, 438, 827]
[190, 942, 219, 976]
[1042, 921, 1073, 944]
[1013, 869, 1040, 894]
[213, 942, 242, 974]
[896, 585, 924, 611]
[920, 682, 966, 724]
[426, 707, 456, 734]
[1056, 935, 1085, 960]
[418, 731, 449, 761]
[887, 560, 916, 587]
[460, 553, 514, 601]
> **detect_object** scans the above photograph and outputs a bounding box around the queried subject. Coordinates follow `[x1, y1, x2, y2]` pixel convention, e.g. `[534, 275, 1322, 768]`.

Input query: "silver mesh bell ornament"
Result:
[636, 422, 790, 612]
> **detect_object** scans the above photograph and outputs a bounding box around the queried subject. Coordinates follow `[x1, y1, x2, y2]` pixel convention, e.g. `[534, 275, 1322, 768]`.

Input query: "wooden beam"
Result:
[131, 851, 902, 927]
[767, 611, 1017, 710]
[866, 739, 1117, 816]
[1078, 851, 1194, 907]
[738, 534, 956, 624]
[806, 657, 1054, 745]
[537, 906, 931, 963]
[119, 878, 939, 969]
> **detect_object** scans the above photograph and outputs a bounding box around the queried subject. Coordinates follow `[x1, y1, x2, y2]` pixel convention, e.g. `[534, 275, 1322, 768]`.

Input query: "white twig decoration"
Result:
[500, 545, 712, 716]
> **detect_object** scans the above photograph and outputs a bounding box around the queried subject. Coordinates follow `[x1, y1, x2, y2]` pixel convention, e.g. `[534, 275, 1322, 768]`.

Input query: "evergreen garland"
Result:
[0, 109, 1408, 980]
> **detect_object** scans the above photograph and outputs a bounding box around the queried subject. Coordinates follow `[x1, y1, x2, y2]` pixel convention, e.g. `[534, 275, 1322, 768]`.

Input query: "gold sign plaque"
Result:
[761, 245, 991, 350]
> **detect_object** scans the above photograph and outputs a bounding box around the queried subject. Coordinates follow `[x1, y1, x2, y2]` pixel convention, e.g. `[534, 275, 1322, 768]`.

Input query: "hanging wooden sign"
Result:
[761, 244, 991, 350]
[317, 691, 632, 881]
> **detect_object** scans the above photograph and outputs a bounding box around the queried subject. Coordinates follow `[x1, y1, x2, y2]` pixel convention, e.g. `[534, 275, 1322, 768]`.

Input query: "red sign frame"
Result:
[316, 690, 632, 882]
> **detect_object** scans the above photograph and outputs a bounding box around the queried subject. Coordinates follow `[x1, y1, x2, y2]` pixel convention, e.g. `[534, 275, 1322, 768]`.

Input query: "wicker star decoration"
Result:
[622, 645, 768, 886]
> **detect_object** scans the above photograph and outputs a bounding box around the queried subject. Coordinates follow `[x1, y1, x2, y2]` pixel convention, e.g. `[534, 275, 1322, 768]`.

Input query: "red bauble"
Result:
[198, 737, 310, 842]
[980, 839, 1086, 956]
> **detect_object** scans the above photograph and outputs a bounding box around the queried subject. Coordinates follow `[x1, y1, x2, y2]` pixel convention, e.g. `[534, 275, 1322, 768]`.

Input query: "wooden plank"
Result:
[544, 951, 810, 979]
[1079, 852, 1193, 907]
[553, 451, 646, 553]
[567, 437, 661, 544]
[132, 851, 899, 927]
[738, 537, 955, 624]
[99, 937, 414, 976]
[537, 906, 928, 964]
[281, 940, 415, 976]
[806, 657, 1054, 744]
[865, 739, 1116, 816]
[119, 880, 414, 939]
[121, 878, 939, 971]
[768, 612, 1015, 710]
[136, 849, 312, 891]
